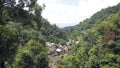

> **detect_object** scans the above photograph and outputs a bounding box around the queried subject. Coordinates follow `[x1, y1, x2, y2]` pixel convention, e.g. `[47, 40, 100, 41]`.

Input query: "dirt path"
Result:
[49, 55, 57, 68]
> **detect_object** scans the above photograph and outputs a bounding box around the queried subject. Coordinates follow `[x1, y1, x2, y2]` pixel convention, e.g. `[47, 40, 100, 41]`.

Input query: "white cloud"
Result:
[37, 0, 120, 27]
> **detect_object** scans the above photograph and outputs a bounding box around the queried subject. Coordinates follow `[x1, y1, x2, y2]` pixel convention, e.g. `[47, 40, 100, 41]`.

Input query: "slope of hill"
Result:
[5, 7, 68, 44]
[0, 2, 67, 67]
[63, 3, 120, 39]
[58, 3, 120, 68]
[1, 0, 120, 68]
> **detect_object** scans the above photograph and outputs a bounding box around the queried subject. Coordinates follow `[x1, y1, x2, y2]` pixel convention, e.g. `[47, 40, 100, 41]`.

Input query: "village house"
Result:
[45, 41, 76, 56]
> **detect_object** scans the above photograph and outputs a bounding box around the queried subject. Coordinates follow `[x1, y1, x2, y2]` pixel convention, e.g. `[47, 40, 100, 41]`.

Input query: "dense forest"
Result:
[0, 0, 120, 68]
[0, 0, 67, 68]
[59, 3, 120, 68]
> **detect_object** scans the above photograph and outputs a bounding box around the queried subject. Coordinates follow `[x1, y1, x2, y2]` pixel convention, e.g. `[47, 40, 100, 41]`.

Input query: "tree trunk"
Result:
[0, 0, 3, 25]
[0, 1, 4, 67]
[0, 60, 5, 68]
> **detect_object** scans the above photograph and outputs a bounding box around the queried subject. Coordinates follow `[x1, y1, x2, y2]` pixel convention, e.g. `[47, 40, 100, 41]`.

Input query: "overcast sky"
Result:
[37, 0, 120, 28]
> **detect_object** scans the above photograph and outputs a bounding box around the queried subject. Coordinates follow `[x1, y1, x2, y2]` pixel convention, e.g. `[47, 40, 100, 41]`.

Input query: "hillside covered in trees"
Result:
[0, 0, 120, 68]
[59, 3, 120, 68]
[0, 0, 67, 68]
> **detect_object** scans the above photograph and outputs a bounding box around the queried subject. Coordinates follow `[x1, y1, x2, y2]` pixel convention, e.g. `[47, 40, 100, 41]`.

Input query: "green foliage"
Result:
[61, 3, 120, 68]
[0, 25, 18, 67]
[0, 0, 38, 25]
[0, 0, 68, 67]
[1, 0, 120, 68]
[13, 50, 34, 68]
[13, 40, 49, 68]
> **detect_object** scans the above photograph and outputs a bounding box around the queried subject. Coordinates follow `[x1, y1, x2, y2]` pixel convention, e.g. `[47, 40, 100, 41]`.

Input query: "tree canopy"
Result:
[0, 0, 120, 68]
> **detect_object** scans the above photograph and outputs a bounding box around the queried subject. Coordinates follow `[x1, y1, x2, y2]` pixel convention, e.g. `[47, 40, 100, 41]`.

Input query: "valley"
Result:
[0, 0, 120, 68]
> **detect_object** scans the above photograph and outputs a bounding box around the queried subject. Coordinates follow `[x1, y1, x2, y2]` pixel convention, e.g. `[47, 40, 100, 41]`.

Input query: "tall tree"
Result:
[0, 0, 37, 25]
[0, 0, 37, 68]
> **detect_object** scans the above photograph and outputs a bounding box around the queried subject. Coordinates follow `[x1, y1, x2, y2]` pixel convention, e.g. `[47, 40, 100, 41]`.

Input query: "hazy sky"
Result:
[37, 0, 120, 28]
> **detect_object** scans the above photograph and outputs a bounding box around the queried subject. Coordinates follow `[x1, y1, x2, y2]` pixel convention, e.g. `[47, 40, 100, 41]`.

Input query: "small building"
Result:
[56, 48, 62, 55]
